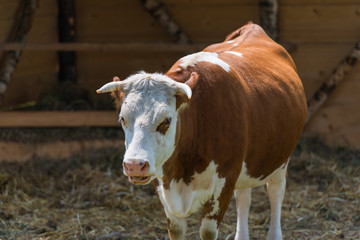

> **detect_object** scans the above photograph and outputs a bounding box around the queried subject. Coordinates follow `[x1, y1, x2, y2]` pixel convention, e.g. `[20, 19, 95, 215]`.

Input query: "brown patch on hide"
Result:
[156, 118, 172, 135]
[175, 93, 188, 110]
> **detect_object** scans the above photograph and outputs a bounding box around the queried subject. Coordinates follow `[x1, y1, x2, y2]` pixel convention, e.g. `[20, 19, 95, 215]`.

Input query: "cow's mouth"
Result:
[129, 176, 151, 185]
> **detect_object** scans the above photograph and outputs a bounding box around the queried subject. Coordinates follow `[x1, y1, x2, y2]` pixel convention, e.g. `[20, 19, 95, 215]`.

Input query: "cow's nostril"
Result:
[140, 161, 149, 172]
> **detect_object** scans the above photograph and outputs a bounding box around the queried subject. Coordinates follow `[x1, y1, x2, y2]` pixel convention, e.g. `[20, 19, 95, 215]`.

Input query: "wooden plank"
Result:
[77, 51, 185, 92]
[302, 49, 360, 148]
[164, 0, 357, 4]
[76, 0, 138, 8]
[11, 50, 57, 76]
[163, 0, 256, 5]
[73, 43, 358, 99]
[77, 0, 256, 6]
[0, 111, 119, 127]
[306, 42, 360, 123]
[73, 1, 360, 44]
[290, 43, 358, 98]
[303, 103, 360, 148]
[1, 0, 58, 107]
[31, 0, 57, 17]
[279, 4, 360, 43]
[166, 5, 259, 43]
[0, 42, 207, 52]
[0, 139, 124, 162]
[280, 0, 360, 5]
[0, 0, 21, 21]
[0, 71, 57, 107]
[75, 1, 258, 43]
[76, 0, 171, 42]
[0, 20, 15, 41]
[26, 15, 58, 43]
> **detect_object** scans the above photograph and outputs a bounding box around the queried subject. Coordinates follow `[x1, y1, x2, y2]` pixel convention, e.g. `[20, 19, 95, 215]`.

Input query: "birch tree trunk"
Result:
[138, 0, 190, 44]
[0, 0, 37, 104]
[306, 42, 360, 123]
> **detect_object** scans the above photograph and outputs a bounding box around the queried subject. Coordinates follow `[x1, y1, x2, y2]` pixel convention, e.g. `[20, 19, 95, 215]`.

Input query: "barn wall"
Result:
[280, 0, 360, 148]
[75, 0, 258, 95]
[0, 0, 359, 148]
[0, 0, 58, 106]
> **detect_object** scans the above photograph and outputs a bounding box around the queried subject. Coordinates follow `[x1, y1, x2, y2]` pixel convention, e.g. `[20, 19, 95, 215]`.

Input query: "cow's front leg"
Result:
[155, 180, 187, 239]
[199, 216, 218, 240]
[234, 188, 252, 240]
[166, 213, 187, 240]
[199, 185, 234, 240]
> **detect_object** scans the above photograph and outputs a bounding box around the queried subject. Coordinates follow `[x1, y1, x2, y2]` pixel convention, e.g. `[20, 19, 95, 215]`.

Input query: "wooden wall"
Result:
[0, 0, 58, 106]
[1, 0, 360, 148]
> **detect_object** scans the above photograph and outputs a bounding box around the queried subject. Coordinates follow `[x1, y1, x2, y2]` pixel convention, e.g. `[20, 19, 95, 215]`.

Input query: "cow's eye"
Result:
[120, 116, 127, 127]
[156, 117, 172, 135]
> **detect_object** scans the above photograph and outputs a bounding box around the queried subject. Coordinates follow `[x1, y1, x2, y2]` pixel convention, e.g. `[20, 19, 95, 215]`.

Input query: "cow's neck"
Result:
[160, 104, 211, 189]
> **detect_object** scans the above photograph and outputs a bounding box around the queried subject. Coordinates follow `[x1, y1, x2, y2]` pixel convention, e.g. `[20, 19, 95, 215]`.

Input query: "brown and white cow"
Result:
[97, 23, 307, 240]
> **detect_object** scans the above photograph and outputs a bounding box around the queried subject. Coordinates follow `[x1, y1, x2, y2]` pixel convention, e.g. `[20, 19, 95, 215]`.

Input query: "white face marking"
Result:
[224, 51, 243, 58]
[120, 73, 184, 180]
[157, 161, 226, 218]
[235, 161, 287, 189]
[226, 40, 235, 43]
[179, 52, 231, 72]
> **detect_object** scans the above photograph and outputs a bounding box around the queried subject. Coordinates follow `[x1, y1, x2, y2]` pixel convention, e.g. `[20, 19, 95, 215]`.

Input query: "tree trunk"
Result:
[0, 0, 38, 104]
[306, 42, 360, 123]
[138, 0, 190, 44]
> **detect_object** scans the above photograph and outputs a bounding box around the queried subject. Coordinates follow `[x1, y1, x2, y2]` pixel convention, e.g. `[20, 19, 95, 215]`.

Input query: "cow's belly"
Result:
[157, 161, 225, 218]
[235, 161, 287, 189]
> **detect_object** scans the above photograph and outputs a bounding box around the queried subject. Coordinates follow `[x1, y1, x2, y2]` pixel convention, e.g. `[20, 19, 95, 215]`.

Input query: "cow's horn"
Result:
[176, 82, 192, 100]
[96, 81, 123, 93]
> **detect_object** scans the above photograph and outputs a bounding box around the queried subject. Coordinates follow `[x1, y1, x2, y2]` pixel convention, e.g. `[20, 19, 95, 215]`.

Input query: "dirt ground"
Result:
[0, 128, 359, 240]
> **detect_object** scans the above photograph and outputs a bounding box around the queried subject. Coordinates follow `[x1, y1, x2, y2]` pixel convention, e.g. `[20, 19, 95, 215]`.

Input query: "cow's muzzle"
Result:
[123, 159, 152, 185]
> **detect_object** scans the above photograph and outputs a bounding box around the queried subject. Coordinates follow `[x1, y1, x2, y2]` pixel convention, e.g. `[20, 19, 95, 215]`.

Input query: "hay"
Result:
[0, 131, 359, 239]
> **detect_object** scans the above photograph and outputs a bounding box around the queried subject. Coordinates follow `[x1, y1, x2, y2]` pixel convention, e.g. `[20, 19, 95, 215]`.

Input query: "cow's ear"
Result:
[175, 72, 198, 110]
[175, 92, 188, 110]
[110, 76, 125, 110]
[185, 72, 198, 91]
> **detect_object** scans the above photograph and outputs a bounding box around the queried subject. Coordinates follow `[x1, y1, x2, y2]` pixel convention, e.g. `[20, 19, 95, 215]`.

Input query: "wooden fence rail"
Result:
[0, 111, 119, 127]
[0, 43, 206, 52]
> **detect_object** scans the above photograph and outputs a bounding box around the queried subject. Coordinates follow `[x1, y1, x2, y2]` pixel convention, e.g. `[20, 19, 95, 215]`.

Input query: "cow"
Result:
[96, 23, 307, 240]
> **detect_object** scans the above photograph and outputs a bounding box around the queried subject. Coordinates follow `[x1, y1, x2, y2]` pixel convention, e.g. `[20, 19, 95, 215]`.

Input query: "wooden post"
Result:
[259, 0, 278, 42]
[0, 0, 37, 104]
[58, 0, 77, 82]
[138, 0, 190, 44]
[306, 42, 360, 123]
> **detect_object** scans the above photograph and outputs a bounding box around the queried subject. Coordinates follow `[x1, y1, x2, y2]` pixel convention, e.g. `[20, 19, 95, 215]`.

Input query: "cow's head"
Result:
[97, 72, 198, 185]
